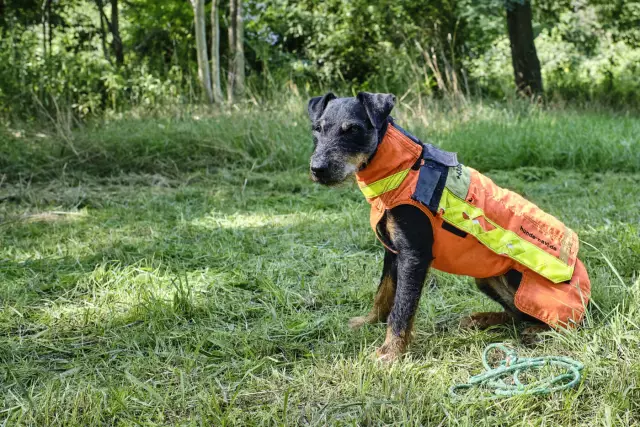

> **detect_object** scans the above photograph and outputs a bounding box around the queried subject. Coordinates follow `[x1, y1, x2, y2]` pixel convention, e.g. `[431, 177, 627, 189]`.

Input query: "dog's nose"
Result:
[311, 163, 329, 178]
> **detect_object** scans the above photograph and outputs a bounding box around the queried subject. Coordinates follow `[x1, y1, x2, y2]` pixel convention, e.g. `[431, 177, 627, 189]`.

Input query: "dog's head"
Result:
[307, 92, 396, 185]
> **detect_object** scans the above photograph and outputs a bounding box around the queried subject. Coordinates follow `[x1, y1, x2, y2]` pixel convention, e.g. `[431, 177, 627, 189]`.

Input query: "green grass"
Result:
[1, 100, 639, 183]
[1, 103, 640, 425]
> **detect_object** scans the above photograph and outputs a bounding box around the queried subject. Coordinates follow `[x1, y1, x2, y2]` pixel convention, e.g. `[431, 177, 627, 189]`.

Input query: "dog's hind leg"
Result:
[459, 310, 513, 329]
[460, 270, 541, 329]
[348, 248, 397, 329]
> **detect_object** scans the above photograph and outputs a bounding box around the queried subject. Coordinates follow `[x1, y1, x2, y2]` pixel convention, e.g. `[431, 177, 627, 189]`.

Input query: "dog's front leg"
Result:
[348, 248, 397, 329]
[375, 253, 431, 361]
[375, 206, 433, 362]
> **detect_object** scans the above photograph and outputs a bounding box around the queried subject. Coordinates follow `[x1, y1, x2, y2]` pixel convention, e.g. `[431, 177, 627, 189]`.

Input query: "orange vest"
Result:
[355, 121, 591, 328]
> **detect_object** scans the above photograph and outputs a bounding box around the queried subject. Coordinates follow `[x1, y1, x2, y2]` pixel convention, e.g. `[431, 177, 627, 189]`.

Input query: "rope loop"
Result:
[450, 343, 584, 400]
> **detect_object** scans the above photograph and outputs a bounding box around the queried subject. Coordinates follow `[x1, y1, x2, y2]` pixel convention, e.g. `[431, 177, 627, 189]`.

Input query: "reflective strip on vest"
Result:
[358, 168, 411, 199]
[438, 188, 574, 283]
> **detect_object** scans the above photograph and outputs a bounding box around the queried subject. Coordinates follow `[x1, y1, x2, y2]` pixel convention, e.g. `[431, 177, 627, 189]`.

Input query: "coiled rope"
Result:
[450, 343, 584, 400]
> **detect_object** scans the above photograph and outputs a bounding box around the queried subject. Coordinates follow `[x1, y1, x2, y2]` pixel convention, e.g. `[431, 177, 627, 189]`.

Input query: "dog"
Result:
[307, 92, 591, 361]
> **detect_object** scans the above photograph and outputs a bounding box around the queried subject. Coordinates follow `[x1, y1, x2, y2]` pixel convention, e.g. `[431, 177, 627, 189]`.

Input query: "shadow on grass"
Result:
[1, 170, 637, 417]
[0, 198, 383, 365]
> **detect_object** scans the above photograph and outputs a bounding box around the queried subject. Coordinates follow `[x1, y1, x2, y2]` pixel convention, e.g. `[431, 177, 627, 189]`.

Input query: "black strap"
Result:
[422, 143, 458, 167]
[442, 221, 468, 238]
[412, 160, 449, 214]
[411, 143, 459, 214]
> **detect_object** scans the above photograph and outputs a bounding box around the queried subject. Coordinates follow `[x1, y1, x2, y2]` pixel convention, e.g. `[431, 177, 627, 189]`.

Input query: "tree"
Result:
[506, 0, 543, 96]
[227, 0, 244, 103]
[41, 0, 52, 58]
[210, 0, 223, 103]
[111, 0, 123, 66]
[95, 0, 124, 66]
[190, 0, 214, 103]
[96, 0, 111, 63]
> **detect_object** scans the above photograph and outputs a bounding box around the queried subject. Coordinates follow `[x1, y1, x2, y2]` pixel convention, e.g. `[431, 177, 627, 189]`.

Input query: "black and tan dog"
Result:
[307, 92, 590, 361]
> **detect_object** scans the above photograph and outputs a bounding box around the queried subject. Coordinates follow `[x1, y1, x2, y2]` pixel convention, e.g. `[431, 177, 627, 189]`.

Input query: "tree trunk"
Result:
[41, 0, 52, 58]
[227, 0, 244, 103]
[235, 0, 245, 97]
[48, 8, 52, 54]
[190, 0, 214, 103]
[210, 0, 223, 103]
[96, 0, 112, 64]
[111, 0, 123, 66]
[506, 0, 543, 97]
[227, 0, 237, 103]
[41, 12, 46, 58]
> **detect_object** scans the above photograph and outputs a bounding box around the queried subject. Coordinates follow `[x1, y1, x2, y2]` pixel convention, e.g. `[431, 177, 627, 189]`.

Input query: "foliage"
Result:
[0, 0, 197, 118]
[1, 0, 640, 118]
[252, 0, 463, 92]
[467, 1, 640, 104]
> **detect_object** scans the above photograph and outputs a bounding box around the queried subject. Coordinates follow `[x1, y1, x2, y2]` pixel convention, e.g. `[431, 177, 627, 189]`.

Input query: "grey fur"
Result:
[307, 92, 395, 185]
[356, 92, 396, 130]
[307, 92, 336, 123]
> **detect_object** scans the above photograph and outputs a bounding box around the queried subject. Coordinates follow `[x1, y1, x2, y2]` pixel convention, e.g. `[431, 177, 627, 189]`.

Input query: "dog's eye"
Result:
[312, 124, 322, 133]
[341, 124, 360, 134]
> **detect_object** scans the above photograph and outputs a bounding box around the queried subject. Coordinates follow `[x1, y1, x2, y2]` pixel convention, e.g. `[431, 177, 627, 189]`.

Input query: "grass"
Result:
[2, 99, 640, 183]
[1, 101, 640, 425]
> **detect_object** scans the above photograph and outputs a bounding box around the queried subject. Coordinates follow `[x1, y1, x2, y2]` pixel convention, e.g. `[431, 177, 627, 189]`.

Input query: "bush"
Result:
[0, 17, 195, 119]
[467, 5, 640, 106]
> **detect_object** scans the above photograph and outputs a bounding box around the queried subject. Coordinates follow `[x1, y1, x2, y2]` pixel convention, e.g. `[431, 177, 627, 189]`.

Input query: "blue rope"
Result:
[450, 343, 584, 400]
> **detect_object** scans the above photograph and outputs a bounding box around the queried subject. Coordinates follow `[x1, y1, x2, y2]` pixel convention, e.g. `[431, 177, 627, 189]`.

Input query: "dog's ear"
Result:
[308, 92, 336, 122]
[356, 92, 396, 129]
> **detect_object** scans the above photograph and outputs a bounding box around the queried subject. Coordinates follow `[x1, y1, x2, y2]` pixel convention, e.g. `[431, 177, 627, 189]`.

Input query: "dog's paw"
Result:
[521, 325, 549, 347]
[459, 312, 512, 330]
[372, 330, 408, 363]
[348, 315, 372, 330]
[459, 315, 480, 330]
[373, 344, 402, 363]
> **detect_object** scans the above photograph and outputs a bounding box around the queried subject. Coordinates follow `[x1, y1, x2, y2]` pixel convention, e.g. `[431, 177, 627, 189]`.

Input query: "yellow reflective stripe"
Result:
[358, 168, 411, 199]
[438, 189, 574, 283]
